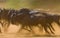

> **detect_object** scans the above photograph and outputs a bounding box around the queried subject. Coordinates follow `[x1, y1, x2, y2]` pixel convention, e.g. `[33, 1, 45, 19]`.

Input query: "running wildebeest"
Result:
[31, 10, 60, 34]
[0, 8, 60, 35]
[0, 8, 11, 32]
[15, 8, 55, 34]
[28, 10, 55, 34]
[0, 8, 17, 32]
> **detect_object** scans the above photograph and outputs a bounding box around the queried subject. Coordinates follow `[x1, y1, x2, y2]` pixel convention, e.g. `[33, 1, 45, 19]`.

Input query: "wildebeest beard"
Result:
[0, 8, 60, 35]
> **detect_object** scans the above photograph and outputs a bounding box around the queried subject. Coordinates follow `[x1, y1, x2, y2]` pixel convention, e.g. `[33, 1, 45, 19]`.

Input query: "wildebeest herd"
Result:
[0, 8, 60, 35]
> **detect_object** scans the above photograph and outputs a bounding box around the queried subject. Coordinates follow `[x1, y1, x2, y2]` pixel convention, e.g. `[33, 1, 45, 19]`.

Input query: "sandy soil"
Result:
[0, 22, 60, 38]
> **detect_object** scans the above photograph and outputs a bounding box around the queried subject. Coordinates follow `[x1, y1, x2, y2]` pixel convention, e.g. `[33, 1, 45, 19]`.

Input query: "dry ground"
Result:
[0, 22, 60, 38]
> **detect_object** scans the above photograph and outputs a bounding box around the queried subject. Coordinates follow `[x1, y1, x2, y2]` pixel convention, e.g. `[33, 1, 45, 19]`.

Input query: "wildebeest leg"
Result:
[47, 23, 55, 31]
[0, 21, 3, 27]
[0, 21, 3, 33]
[44, 26, 51, 35]
[2, 21, 10, 32]
[41, 23, 51, 35]
[19, 25, 35, 33]
[38, 23, 55, 34]
[47, 24, 55, 34]
[17, 25, 25, 33]
[23, 25, 32, 32]
[28, 25, 36, 34]
[37, 24, 43, 32]
[6, 20, 11, 29]
[34, 23, 51, 34]
[0, 28, 2, 33]
[17, 25, 30, 33]
[4, 23, 10, 32]
[18, 24, 34, 33]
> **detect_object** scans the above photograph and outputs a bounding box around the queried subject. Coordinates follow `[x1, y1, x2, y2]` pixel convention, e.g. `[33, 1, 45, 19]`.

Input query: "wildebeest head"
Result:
[18, 8, 31, 15]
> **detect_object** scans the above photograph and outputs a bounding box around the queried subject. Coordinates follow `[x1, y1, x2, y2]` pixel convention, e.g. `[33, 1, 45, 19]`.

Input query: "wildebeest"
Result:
[15, 8, 55, 34]
[0, 8, 11, 32]
[31, 10, 60, 34]
[3, 8, 53, 35]
[0, 8, 17, 32]
[0, 8, 60, 35]
[27, 10, 55, 34]
[17, 8, 60, 35]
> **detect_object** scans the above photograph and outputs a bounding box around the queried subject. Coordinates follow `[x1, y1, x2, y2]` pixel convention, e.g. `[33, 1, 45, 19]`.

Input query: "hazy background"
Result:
[0, 0, 60, 9]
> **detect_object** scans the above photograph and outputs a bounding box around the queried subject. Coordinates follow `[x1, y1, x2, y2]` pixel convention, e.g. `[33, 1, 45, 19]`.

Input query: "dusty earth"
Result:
[0, 22, 60, 38]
